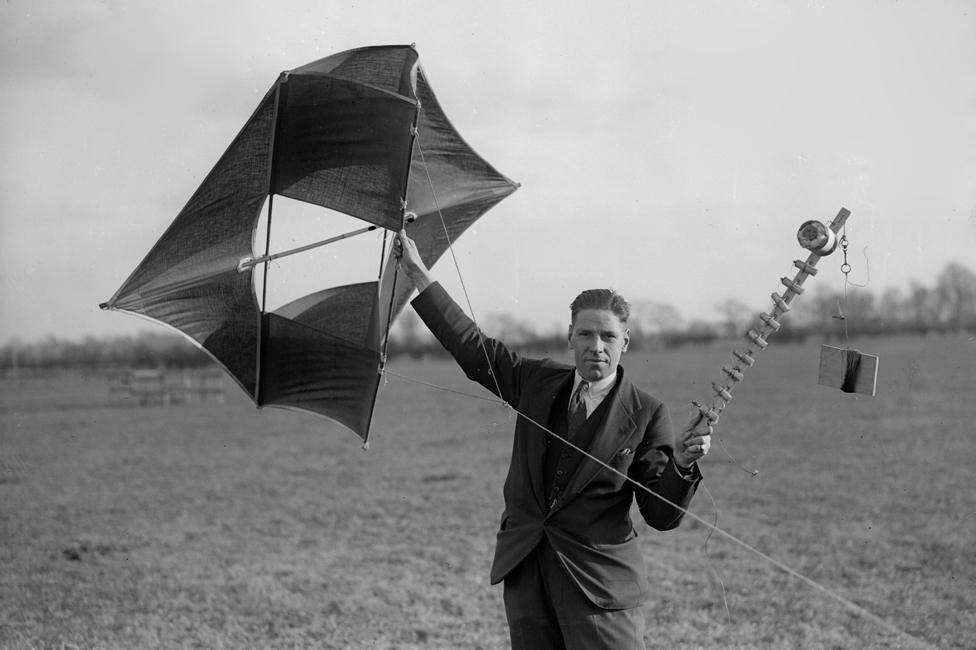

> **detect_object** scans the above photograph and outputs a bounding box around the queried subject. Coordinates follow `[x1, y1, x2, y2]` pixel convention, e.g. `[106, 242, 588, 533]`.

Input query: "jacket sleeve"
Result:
[411, 282, 526, 408]
[629, 401, 702, 530]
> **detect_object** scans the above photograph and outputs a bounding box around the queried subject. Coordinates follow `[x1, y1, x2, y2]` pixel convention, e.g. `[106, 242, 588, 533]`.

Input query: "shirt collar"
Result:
[573, 370, 617, 400]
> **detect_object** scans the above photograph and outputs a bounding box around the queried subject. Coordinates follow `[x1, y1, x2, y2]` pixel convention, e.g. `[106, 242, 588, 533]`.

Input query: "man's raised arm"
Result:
[393, 230, 525, 406]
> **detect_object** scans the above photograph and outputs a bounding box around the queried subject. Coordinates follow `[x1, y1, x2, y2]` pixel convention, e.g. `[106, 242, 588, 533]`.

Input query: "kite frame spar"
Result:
[100, 45, 518, 442]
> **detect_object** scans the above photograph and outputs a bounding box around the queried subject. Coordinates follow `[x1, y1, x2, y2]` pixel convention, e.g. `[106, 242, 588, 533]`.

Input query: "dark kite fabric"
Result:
[103, 45, 518, 439]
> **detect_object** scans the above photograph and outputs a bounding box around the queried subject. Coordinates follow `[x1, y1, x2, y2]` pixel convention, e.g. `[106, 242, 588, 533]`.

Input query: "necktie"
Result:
[568, 380, 589, 434]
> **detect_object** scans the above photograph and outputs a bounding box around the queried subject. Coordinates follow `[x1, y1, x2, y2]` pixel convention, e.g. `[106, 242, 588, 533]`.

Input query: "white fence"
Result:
[108, 369, 225, 406]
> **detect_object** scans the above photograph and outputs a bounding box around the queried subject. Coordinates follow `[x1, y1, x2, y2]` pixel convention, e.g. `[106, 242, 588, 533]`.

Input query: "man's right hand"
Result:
[394, 230, 433, 292]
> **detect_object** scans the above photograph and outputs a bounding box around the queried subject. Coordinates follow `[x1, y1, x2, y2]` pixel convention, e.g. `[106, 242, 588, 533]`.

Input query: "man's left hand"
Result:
[673, 408, 713, 469]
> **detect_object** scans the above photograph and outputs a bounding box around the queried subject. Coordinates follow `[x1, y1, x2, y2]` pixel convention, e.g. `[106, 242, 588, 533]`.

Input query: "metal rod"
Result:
[366, 96, 423, 448]
[238, 225, 378, 272]
[260, 194, 275, 308]
[254, 77, 286, 406]
[693, 208, 851, 428]
[379, 113, 422, 365]
[378, 229, 390, 278]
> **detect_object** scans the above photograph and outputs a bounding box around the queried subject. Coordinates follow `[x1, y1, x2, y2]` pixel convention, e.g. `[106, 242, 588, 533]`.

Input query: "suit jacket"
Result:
[412, 283, 701, 610]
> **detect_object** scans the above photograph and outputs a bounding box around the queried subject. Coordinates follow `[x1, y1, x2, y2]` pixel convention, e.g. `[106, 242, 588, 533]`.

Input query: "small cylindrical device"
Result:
[797, 220, 838, 256]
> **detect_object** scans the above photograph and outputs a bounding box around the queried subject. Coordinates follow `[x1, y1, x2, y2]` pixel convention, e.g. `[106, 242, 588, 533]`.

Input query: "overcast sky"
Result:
[1, 0, 974, 343]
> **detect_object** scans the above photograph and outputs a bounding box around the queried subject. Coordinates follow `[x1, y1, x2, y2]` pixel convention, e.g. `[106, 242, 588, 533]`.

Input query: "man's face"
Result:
[568, 308, 630, 381]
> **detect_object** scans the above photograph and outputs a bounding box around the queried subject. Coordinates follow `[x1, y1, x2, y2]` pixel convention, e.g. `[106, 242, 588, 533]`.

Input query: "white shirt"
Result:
[571, 371, 617, 417]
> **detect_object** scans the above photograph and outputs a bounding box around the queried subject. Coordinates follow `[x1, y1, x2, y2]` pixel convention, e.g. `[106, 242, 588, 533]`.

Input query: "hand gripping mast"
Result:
[692, 207, 851, 427]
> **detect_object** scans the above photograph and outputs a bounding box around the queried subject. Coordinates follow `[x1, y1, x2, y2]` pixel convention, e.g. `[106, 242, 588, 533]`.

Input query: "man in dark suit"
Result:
[394, 232, 712, 650]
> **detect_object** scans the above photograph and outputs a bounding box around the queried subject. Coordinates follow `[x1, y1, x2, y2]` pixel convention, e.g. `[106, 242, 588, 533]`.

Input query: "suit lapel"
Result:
[552, 370, 642, 513]
[522, 370, 574, 511]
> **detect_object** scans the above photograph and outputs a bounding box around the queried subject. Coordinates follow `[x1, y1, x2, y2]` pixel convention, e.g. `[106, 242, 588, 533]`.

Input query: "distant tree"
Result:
[388, 310, 423, 346]
[714, 298, 752, 337]
[482, 312, 537, 346]
[528, 323, 572, 354]
[630, 300, 683, 334]
[628, 300, 684, 349]
[802, 284, 840, 334]
[680, 320, 719, 345]
[839, 289, 879, 336]
[877, 287, 906, 331]
[788, 284, 879, 338]
[905, 280, 937, 331]
[1, 338, 23, 376]
[933, 261, 976, 330]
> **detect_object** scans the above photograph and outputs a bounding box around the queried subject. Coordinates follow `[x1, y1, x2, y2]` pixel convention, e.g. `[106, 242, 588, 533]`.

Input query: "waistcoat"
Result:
[543, 379, 615, 509]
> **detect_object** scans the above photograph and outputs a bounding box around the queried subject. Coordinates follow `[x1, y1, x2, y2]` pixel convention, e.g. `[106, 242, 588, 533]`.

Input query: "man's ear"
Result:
[622, 328, 630, 352]
[567, 324, 573, 347]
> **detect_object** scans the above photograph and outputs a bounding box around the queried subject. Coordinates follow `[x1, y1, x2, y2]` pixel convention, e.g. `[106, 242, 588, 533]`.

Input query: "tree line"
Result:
[3, 261, 974, 373]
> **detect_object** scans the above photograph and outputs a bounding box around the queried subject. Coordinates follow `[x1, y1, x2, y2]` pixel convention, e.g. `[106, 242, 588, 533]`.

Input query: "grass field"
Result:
[1, 334, 973, 649]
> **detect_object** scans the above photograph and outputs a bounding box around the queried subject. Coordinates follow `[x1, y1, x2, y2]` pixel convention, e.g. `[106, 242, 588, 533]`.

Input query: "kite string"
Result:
[381, 367, 504, 403]
[414, 135, 507, 403]
[380, 367, 937, 650]
[834, 227, 871, 348]
[699, 481, 733, 625]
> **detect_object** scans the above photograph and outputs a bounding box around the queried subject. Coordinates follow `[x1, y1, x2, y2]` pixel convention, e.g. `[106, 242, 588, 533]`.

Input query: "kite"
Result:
[100, 44, 519, 441]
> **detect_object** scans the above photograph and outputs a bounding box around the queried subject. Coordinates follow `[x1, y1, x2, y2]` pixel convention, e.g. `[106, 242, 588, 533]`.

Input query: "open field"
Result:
[1, 334, 974, 649]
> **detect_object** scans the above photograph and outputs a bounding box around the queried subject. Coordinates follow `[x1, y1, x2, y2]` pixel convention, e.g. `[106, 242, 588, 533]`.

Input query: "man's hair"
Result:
[570, 289, 630, 324]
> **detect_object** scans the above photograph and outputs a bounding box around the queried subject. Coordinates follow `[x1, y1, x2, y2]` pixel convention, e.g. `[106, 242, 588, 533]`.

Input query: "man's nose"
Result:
[591, 337, 604, 352]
